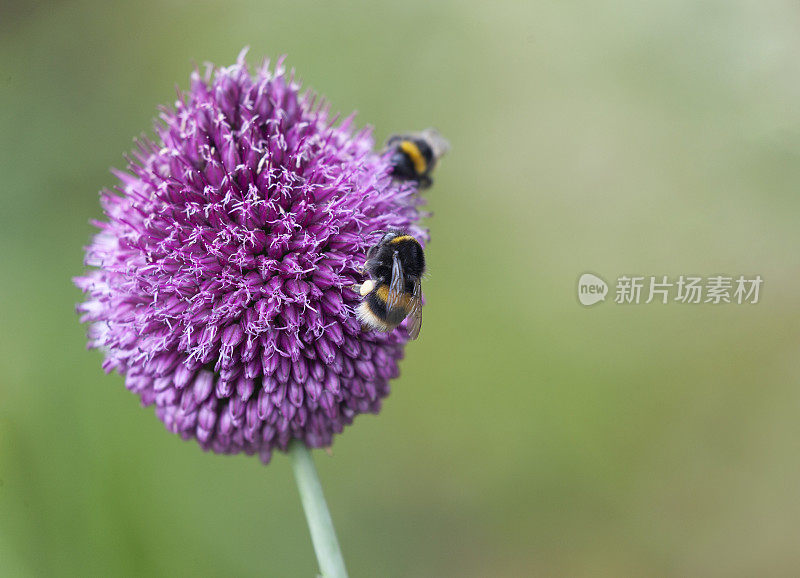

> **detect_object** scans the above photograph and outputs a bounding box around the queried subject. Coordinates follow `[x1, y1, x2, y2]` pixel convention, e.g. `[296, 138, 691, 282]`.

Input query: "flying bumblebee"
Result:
[355, 231, 425, 339]
[386, 128, 449, 189]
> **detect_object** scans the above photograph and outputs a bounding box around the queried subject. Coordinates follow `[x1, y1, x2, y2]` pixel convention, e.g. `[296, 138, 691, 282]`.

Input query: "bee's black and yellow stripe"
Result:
[398, 141, 428, 176]
[387, 235, 425, 286]
[388, 137, 435, 187]
[388, 234, 415, 246]
[357, 282, 411, 331]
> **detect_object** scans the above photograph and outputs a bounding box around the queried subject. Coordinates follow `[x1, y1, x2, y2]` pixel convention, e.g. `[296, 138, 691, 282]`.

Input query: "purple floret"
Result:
[75, 51, 428, 463]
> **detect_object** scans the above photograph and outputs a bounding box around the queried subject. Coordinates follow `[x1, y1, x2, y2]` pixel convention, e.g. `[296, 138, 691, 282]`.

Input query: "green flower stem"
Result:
[289, 440, 349, 578]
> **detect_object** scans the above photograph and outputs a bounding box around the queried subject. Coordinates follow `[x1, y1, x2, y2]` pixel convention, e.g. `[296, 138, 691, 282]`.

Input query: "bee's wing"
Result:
[386, 251, 405, 312]
[406, 278, 423, 340]
[421, 128, 450, 160]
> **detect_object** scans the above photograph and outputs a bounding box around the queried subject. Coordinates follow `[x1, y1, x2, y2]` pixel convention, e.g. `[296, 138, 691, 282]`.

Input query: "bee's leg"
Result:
[344, 280, 372, 296]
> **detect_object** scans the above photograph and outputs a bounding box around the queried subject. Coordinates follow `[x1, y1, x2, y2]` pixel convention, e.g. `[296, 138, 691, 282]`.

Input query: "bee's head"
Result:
[379, 230, 402, 244]
[366, 229, 403, 257]
[385, 134, 409, 149]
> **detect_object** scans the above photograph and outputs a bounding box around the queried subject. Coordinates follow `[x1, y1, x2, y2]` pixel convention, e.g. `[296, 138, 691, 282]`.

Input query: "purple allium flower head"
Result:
[75, 51, 428, 463]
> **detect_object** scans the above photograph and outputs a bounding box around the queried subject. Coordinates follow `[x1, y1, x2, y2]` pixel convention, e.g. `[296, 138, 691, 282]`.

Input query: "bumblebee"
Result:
[386, 128, 449, 189]
[355, 231, 425, 339]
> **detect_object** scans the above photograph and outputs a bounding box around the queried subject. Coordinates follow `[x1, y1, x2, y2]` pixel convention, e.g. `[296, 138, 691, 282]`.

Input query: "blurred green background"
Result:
[2, 0, 800, 576]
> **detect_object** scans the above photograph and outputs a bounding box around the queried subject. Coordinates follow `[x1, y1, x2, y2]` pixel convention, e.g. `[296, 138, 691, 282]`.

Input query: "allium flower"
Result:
[75, 51, 427, 463]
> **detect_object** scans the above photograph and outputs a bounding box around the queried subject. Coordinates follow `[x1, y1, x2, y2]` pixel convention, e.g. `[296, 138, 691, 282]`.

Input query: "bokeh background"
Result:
[2, 1, 800, 576]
